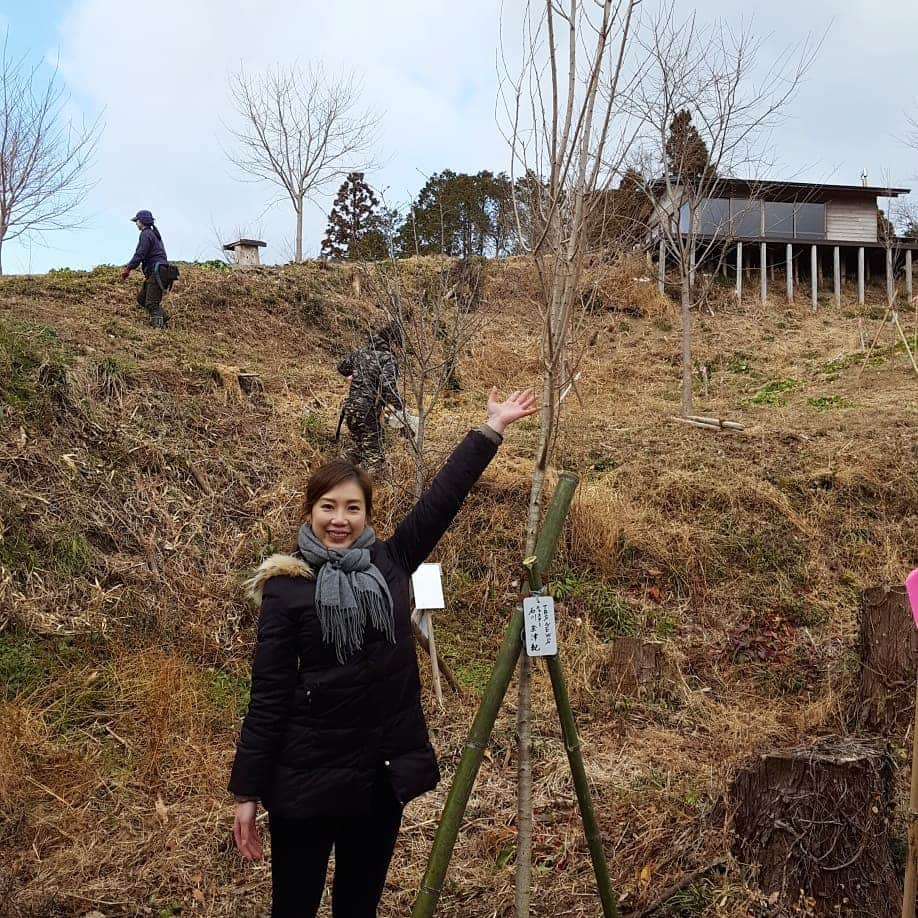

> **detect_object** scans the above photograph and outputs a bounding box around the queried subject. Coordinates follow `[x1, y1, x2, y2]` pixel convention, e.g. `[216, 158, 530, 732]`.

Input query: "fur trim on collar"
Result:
[245, 553, 314, 605]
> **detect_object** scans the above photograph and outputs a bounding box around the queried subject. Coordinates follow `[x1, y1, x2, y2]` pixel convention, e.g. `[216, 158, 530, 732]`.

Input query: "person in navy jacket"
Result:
[229, 387, 537, 917]
[121, 210, 170, 328]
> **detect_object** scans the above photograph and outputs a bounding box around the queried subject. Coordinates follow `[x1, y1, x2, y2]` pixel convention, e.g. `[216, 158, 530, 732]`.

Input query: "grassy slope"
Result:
[0, 259, 915, 917]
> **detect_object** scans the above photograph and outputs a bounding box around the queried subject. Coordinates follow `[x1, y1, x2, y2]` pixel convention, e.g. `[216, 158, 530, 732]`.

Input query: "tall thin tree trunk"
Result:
[680, 271, 693, 416]
[515, 368, 554, 917]
[515, 650, 533, 915]
[414, 376, 426, 500]
[295, 199, 304, 262]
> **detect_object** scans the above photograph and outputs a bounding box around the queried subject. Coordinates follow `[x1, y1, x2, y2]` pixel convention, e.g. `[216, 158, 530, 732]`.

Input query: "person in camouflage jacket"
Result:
[337, 326, 405, 468]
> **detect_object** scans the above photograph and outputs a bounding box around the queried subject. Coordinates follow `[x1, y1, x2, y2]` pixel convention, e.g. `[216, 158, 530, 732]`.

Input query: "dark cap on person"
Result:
[131, 210, 154, 225]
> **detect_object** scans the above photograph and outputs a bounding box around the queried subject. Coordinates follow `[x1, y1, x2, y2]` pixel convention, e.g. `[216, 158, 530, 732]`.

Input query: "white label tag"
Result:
[523, 595, 557, 657]
[412, 563, 445, 610]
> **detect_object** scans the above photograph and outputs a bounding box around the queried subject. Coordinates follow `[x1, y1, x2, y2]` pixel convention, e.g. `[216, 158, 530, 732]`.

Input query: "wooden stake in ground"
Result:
[902, 568, 918, 918]
[893, 311, 918, 376]
[412, 564, 448, 709]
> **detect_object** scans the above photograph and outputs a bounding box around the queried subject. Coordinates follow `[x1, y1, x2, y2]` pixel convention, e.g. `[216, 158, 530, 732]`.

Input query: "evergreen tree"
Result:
[397, 170, 516, 257]
[321, 173, 389, 260]
[665, 110, 712, 188]
[588, 167, 652, 248]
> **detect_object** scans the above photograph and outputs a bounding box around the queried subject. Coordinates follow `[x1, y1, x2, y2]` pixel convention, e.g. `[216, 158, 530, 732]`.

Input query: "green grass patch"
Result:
[807, 394, 847, 411]
[452, 658, 493, 694]
[0, 317, 61, 410]
[550, 572, 643, 639]
[48, 526, 94, 576]
[0, 491, 40, 573]
[649, 608, 678, 640]
[747, 378, 798, 407]
[301, 409, 323, 439]
[0, 631, 86, 699]
[820, 354, 857, 379]
[726, 351, 754, 374]
[205, 667, 251, 720]
[659, 878, 722, 916]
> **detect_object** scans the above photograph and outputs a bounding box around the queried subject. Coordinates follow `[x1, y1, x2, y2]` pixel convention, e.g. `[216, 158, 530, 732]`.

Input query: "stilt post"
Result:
[760, 242, 767, 304]
[736, 242, 743, 300]
[811, 245, 818, 310]
[834, 246, 841, 308]
[786, 243, 793, 303]
[858, 247, 865, 305]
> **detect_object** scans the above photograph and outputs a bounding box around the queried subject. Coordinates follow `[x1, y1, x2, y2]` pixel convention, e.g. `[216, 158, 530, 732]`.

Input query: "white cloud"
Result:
[2, 0, 915, 272]
[37, 0, 512, 269]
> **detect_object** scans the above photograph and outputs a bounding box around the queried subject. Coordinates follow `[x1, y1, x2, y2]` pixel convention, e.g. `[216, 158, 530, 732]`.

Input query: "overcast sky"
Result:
[1, 0, 916, 274]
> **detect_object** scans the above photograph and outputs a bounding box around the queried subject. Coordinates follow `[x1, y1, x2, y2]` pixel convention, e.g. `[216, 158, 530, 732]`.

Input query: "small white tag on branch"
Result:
[412, 563, 445, 610]
[523, 595, 557, 657]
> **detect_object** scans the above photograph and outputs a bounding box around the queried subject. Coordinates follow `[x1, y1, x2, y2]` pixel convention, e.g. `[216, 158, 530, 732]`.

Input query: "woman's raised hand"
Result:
[485, 387, 539, 435]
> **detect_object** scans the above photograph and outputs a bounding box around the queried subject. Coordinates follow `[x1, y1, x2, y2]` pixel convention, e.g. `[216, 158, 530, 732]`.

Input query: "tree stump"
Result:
[607, 637, 662, 697]
[730, 737, 899, 915]
[211, 365, 263, 403]
[856, 585, 916, 738]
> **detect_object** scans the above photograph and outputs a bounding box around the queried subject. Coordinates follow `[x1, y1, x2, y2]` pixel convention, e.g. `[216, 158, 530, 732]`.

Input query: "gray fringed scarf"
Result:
[297, 524, 395, 663]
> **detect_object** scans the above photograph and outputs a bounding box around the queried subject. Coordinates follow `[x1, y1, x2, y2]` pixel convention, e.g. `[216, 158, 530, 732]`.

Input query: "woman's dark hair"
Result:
[304, 459, 374, 519]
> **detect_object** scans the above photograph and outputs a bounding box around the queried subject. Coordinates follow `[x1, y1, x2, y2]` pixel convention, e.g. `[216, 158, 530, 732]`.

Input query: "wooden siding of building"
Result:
[825, 199, 877, 243]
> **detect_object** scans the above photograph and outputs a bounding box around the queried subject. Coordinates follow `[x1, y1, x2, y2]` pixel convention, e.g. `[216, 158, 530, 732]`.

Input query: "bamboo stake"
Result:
[412, 473, 579, 918]
[522, 555, 619, 917]
[858, 306, 892, 380]
[892, 311, 918, 376]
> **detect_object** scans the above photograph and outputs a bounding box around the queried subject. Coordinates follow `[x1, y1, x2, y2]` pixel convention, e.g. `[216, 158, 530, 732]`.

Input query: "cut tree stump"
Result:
[607, 637, 663, 697]
[856, 585, 916, 737]
[731, 737, 899, 916]
[211, 365, 263, 403]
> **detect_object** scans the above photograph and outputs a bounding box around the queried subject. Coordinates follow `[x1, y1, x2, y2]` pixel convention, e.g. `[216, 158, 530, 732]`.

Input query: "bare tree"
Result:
[372, 259, 483, 499]
[500, 2, 641, 912]
[366, 241, 484, 706]
[0, 35, 102, 275]
[631, 6, 816, 415]
[224, 62, 380, 262]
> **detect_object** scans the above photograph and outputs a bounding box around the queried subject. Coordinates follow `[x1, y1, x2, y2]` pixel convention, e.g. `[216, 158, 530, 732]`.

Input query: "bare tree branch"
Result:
[223, 62, 381, 262]
[0, 32, 103, 274]
[630, 3, 818, 415]
[498, 3, 640, 914]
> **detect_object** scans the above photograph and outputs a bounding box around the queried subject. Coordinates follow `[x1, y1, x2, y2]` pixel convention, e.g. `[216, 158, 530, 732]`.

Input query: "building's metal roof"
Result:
[649, 176, 911, 199]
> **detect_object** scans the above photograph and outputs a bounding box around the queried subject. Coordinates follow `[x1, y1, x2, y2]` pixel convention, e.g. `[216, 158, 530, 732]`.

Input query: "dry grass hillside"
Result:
[0, 257, 915, 917]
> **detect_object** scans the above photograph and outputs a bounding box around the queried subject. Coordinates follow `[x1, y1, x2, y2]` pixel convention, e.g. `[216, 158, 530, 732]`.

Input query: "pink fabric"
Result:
[906, 569, 918, 628]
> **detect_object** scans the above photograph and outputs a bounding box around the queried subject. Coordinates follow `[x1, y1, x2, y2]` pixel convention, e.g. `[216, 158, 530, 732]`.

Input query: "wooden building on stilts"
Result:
[649, 177, 916, 306]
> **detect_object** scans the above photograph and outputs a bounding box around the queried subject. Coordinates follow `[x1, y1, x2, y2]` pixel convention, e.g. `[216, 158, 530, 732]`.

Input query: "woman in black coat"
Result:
[229, 387, 537, 917]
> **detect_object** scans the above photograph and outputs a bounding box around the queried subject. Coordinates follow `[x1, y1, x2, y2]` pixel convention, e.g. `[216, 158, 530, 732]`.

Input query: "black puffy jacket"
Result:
[228, 428, 500, 819]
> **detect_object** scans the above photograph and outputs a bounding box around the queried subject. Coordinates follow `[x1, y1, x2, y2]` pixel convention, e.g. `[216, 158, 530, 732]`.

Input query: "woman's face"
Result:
[307, 480, 368, 550]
